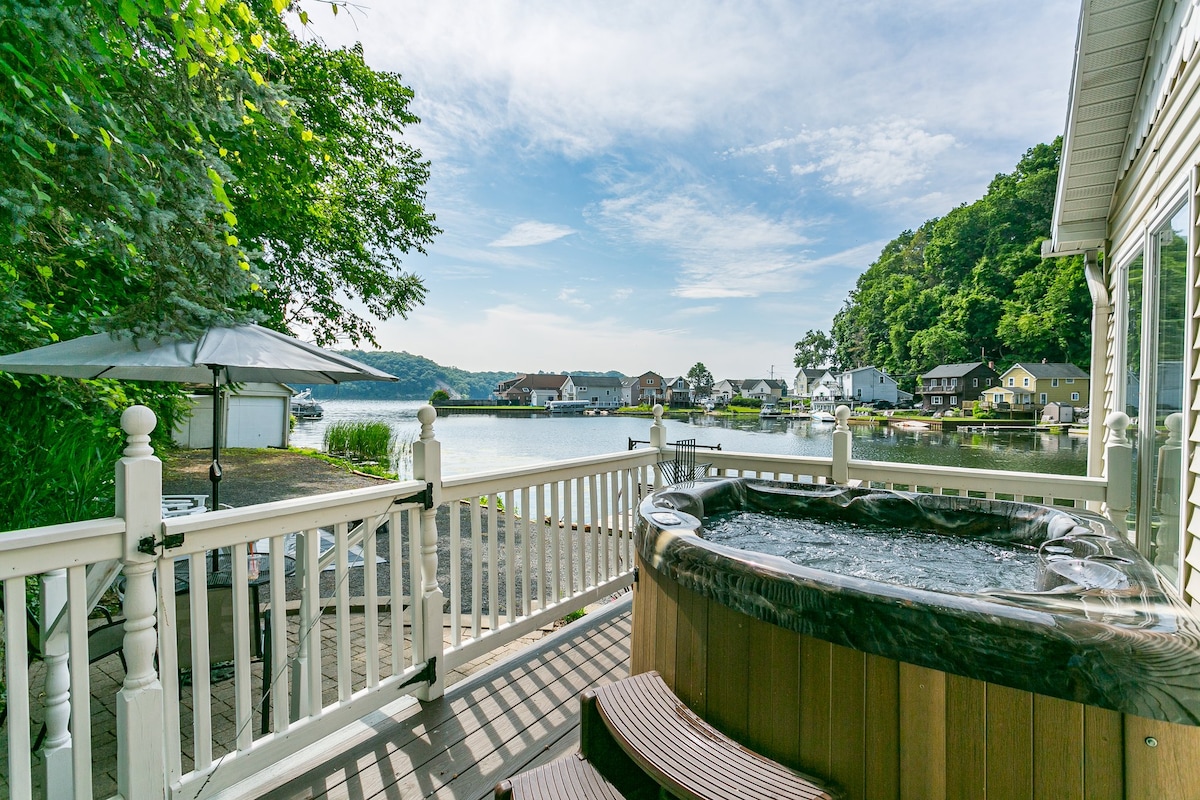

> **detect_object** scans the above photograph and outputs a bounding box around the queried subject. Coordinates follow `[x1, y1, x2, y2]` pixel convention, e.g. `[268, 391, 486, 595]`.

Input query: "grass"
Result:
[323, 420, 395, 469]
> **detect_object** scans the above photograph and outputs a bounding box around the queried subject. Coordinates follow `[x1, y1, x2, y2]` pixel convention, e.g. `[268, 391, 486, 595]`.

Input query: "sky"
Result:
[304, 1, 1082, 382]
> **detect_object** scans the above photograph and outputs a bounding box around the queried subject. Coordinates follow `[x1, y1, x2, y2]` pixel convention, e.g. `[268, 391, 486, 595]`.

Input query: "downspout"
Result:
[1084, 249, 1110, 482]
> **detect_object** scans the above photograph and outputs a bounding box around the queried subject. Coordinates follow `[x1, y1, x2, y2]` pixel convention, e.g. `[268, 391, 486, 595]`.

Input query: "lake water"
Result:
[290, 400, 1088, 479]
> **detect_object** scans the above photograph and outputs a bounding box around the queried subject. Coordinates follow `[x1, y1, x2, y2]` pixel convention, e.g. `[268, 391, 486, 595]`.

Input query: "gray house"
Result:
[921, 362, 999, 411]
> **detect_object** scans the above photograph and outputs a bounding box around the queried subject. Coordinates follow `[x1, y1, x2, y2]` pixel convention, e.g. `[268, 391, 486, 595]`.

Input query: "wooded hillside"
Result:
[827, 139, 1090, 391]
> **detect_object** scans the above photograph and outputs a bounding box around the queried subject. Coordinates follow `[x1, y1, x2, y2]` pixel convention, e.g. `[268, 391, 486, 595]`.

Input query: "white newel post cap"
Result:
[417, 403, 437, 438]
[1104, 411, 1130, 439]
[120, 405, 157, 455]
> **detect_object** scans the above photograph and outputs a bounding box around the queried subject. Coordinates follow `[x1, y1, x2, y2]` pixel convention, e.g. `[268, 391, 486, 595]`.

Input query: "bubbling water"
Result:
[702, 511, 1043, 593]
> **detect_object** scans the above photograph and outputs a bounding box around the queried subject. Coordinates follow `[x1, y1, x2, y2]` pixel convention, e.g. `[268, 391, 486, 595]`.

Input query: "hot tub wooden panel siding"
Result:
[631, 553, 1200, 800]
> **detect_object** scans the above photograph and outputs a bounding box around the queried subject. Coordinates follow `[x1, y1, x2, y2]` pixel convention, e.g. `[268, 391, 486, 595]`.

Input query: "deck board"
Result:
[263, 597, 632, 800]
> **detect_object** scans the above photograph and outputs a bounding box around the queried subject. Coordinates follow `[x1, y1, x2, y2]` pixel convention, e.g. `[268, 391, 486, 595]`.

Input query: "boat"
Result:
[546, 400, 590, 414]
[290, 388, 324, 419]
[811, 410, 836, 423]
[892, 420, 930, 430]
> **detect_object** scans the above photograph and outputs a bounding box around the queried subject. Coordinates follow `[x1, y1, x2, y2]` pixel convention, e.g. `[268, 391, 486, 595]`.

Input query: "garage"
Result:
[173, 382, 292, 449]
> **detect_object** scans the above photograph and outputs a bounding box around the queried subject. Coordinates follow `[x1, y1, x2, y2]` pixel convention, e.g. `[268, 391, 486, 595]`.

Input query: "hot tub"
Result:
[632, 477, 1200, 799]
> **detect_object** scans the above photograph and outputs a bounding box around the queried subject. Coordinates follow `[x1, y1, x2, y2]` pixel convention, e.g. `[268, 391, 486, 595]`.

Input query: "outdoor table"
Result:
[174, 551, 295, 659]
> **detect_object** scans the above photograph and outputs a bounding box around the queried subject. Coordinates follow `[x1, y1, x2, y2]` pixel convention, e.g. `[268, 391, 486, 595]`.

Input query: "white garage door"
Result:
[227, 396, 286, 448]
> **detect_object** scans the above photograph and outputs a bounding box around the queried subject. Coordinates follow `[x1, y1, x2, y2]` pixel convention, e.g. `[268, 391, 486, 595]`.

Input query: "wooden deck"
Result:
[262, 596, 632, 800]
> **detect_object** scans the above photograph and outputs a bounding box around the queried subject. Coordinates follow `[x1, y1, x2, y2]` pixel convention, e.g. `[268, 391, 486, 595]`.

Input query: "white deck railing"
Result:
[0, 404, 1132, 800]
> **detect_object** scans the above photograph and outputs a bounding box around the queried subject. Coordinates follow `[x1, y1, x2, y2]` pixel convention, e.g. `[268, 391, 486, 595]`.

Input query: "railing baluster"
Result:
[67, 566, 94, 800]
[365, 518, 380, 686]
[535, 483, 546, 611]
[521, 486, 532, 617]
[488, 495, 499, 632]
[598, 471, 610, 582]
[504, 490, 516, 623]
[268, 533, 289, 734]
[551, 481, 562, 603]
[303, 527, 322, 717]
[589, 473, 600, 589]
[389, 511, 404, 676]
[232, 541, 254, 751]
[407, 508, 422, 670]
[471, 497, 483, 639]
[450, 500, 462, 647]
[158, 558, 182, 784]
[4, 576, 33, 799]
[564, 480, 575, 596]
[191, 553, 214, 769]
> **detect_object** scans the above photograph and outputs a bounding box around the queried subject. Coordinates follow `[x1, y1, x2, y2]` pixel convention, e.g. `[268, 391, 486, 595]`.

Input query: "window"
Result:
[1066, 378, 1075, 384]
[1123, 202, 1188, 587]
[578, 386, 587, 392]
[986, 378, 993, 387]
[951, 378, 957, 387]
[1040, 393, 1047, 405]
[1008, 378, 1015, 387]
[972, 378, 978, 387]
[879, 376, 884, 384]
[931, 396, 943, 405]
[1071, 392, 1080, 402]
[950, 396, 958, 405]
[1052, 378, 1059, 387]
[1023, 378, 1030, 387]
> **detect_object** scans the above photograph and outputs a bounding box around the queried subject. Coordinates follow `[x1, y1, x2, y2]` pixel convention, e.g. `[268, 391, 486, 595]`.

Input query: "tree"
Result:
[429, 389, 450, 404]
[686, 362, 714, 396]
[0, 1, 437, 528]
[793, 330, 835, 369]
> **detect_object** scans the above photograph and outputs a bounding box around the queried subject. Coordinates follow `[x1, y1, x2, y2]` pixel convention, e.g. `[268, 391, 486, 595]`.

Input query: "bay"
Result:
[289, 400, 1088, 480]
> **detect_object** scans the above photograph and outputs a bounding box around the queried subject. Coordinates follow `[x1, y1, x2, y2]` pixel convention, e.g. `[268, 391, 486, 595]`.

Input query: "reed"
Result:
[323, 420, 396, 468]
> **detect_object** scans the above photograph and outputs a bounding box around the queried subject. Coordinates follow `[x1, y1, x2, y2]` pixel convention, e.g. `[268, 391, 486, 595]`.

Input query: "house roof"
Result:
[1004, 362, 1090, 379]
[843, 366, 891, 378]
[570, 375, 624, 388]
[503, 374, 569, 391]
[796, 368, 825, 380]
[922, 362, 991, 379]
[742, 378, 786, 389]
[1047, 0, 1161, 256]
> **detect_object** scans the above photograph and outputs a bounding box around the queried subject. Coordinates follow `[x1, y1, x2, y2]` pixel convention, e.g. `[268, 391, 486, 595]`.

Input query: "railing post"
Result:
[1103, 412, 1132, 538]
[650, 404, 666, 487]
[413, 404, 445, 700]
[40, 569, 72, 798]
[114, 405, 166, 799]
[833, 405, 851, 484]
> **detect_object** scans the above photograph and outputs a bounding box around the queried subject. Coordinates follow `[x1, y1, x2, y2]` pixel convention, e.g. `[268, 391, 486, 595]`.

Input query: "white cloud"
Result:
[557, 288, 590, 309]
[594, 187, 817, 299]
[611, 288, 634, 301]
[490, 221, 578, 248]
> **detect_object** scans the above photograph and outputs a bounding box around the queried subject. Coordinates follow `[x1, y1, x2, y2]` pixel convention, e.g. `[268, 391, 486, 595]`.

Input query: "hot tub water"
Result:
[702, 510, 1043, 593]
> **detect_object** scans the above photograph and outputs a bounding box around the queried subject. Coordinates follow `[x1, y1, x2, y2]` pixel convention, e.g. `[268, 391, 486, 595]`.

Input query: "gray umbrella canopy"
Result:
[0, 323, 399, 510]
[0, 323, 398, 385]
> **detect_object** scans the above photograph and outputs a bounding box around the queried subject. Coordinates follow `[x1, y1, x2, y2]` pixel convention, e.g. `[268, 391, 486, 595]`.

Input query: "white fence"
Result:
[0, 404, 1131, 799]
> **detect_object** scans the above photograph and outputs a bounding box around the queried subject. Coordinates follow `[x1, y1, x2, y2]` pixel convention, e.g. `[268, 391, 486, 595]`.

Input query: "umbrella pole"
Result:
[209, 367, 223, 571]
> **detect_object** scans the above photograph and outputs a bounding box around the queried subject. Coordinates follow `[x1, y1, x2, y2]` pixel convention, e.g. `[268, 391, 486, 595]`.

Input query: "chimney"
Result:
[988, 361, 994, 370]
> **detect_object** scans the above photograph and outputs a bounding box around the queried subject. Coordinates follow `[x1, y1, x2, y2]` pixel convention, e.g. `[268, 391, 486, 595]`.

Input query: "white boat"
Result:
[546, 400, 590, 414]
[290, 388, 324, 419]
[892, 420, 930, 430]
[811, 410, 836, 423]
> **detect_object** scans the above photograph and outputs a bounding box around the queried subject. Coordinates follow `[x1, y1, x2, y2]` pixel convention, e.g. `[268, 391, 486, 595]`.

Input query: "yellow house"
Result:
[984, 362, 1089, 408]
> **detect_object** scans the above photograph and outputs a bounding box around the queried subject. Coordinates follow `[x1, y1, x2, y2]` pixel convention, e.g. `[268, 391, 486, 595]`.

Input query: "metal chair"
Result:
[657, 439, 710, 485]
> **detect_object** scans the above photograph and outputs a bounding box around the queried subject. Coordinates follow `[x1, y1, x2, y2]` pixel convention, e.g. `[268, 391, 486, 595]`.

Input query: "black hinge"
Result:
[633, 566, 639, 585]
[138, 531, 186, 556]
[399, 656, 438, 689]
[395, 482, 434, 510]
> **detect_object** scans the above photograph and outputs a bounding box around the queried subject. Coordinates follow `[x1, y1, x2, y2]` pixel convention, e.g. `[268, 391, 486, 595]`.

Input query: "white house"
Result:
[840, 366, 900, 405]
[711, 379, 742, 405]
[1043, 0, 1197, 596]
[740, 378, 788, 402]
[792, 368, 825, 401]
[562, 375, 624, 409]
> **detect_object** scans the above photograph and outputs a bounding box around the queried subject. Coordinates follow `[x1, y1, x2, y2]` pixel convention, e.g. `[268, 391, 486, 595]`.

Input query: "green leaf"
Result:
[118, 0, 139, 28]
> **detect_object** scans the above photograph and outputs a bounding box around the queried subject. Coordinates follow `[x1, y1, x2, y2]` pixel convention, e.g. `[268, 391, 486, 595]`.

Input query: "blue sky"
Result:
[307, 1, 1081, 382]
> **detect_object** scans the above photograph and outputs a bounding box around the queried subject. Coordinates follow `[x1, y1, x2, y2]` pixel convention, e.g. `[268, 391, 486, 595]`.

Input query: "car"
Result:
[871, 400, 894, 410]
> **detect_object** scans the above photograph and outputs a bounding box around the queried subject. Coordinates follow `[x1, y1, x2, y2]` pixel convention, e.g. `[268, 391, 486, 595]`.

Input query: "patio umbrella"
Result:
[0, 323, 399, 511]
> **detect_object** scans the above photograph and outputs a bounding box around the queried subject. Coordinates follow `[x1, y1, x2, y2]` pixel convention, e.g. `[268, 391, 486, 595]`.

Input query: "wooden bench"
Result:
[496, 670, 839, 800]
